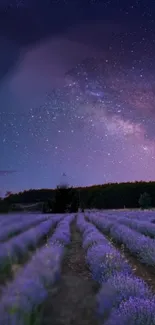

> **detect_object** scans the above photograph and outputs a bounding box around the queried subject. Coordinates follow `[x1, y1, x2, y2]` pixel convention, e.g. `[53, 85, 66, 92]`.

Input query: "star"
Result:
[0, 1, 155, 194]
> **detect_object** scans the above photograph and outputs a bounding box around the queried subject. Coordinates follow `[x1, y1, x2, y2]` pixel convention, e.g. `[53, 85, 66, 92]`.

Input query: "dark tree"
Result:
[0, 198, 9, 213]
[138, 192, 152, 209]
[70, 188, 79, 212]
[52, 185, 70, 213]
[52, 185, 79, 213]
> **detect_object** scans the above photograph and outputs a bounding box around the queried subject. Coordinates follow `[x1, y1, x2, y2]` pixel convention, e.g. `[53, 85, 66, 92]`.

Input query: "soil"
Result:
[116, 243, 155, 293]
[106, 236, 155, 293]
[40, 219, 99, 325]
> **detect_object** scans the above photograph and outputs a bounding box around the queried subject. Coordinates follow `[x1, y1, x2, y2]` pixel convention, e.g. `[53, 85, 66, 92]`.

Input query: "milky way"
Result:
[0, 0, 155, 194]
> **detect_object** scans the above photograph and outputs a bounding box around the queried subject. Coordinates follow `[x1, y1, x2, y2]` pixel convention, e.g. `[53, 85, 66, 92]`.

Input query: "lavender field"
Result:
[0, 210, 155, 325]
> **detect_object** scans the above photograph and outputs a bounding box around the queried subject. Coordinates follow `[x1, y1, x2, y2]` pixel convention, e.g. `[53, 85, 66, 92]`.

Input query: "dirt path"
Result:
[117, 244, 155, 292]
[40, 219, 99, 325]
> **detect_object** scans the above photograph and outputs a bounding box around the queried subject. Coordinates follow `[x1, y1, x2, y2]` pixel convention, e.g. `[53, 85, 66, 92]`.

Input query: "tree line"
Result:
[0, 180, 154, 213]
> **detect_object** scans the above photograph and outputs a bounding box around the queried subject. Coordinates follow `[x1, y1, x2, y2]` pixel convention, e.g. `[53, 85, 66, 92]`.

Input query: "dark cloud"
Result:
[0, 1, 154, 84]
[0, 2, 84, 83]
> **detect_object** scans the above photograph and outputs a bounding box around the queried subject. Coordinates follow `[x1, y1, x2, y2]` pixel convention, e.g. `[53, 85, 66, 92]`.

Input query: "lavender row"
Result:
[49, 214, 75, 245]
[89, 209, 155, 221]
[0, 213, 36, 229]
[0, 214, 74, 324]
[90, 212, 155, 238]
[118, 216, 155, 238]
[88, 213, 155, 267]
[87, 213, 115, 234]
[0, 214, 50, 242]
[77, 214, 132, 283]
[0, 215, 62, 276]
[104, 297, 155, 325]
[77, 214, 155, 324]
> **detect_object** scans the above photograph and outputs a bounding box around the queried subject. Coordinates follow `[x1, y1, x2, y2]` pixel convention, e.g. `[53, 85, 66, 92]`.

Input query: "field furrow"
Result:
[40, 214, 99, 325]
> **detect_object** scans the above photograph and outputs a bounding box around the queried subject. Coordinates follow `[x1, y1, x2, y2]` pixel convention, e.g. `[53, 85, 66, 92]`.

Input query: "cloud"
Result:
[9, 37, 99, 98]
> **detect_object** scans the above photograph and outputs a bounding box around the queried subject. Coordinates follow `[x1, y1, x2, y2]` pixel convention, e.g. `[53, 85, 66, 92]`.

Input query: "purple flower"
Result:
[87, 213, 155, 267]
[86, 244, 132, 283]
[0, 214, 50, 242]
[0, 217, 61, 275]
[77, 214, 132, 284]
[119, 217, 155, 238]
[105, 297, 155, 325]
[0, 214, 73, 323]
[110, 224, 155, 266]
[49, 214, 74, 245]
[97, 273, 153, 320]
[88, 214, 114, 233]
[83, 232, 107, 250]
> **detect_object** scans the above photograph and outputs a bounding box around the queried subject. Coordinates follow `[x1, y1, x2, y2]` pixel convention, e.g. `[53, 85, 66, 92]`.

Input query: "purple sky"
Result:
[0, 0, 155, 195]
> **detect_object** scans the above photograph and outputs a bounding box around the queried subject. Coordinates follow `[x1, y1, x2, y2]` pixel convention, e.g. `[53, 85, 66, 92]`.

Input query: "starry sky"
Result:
[0, 0, 155, 196]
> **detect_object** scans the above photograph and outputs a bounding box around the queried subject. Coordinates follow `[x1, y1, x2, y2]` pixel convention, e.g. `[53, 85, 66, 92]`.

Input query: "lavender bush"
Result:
[87, 213, 155, 267]
[82, 231, 107, 250]
[49, 214, 75, 245]
[0, 216, 62, 276]
[110, 223, 155, 266]
[0, 214, 73, 324]
[87, 213, 116, 233]
[104, 297, 155, 325]
[88, 209, 155, 222]
[118, 217, 155, 238]
[0, 215, 49, 242]
[86, 244, 132, 283]
[0, 214, 25, 228]
[76, 213, 90, 233]
[78, 213, 155, 325]
[97, 273, 153, 320]
[77, 214, 132, 283]
[0, 244, 64, 325]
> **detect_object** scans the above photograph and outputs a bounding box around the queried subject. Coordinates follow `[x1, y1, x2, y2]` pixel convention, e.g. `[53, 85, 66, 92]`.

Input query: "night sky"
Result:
[0, 0, 155, 195]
